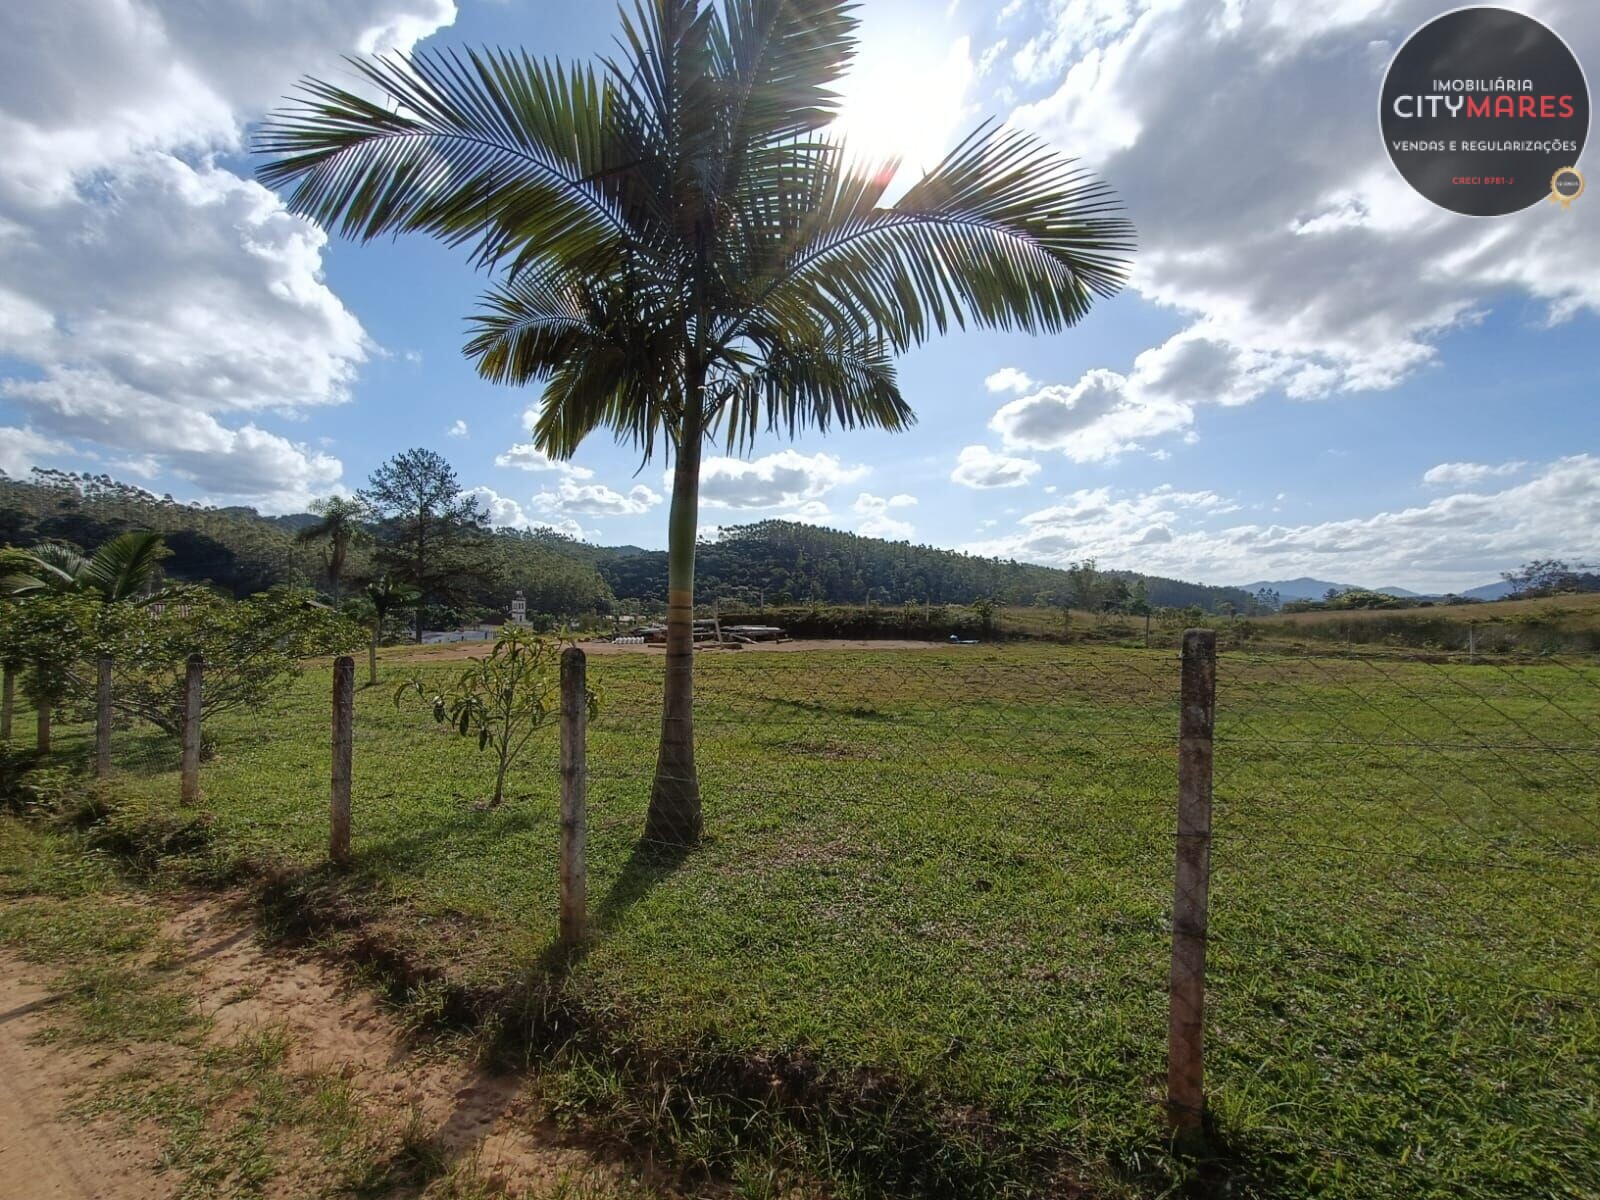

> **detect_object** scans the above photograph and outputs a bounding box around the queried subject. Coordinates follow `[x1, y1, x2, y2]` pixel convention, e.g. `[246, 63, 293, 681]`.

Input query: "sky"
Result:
[0, 0, 1595, 593]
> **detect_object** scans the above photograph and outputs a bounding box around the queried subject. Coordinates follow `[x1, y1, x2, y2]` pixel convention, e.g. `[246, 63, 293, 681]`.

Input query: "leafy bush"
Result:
[86, 587, 363, 751]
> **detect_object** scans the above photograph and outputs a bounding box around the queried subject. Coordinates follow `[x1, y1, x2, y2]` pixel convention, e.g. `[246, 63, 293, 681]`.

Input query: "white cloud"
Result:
[968, 457, 1600, 593]
[0, 426, 73, 478]
[495, 442, 594, 478]
[950, 444, 1041, 489]
[532, 479, 661, 518]
[989, 367, 1192, 462]
[694, 450, 868, 510]
[0, 155, 368, 413]
[465, 486, 588, 539]
[976, 37, 1009, 76]
[1004, 0, 1600, 442]
[538, 517, 587, 540]
[852, 491, 918, 540]
[858, 515, 915, 540]
[984, 366, 1035, 394]
[448, 420, 469, 438]
[853, 492, 917, 513]
[3, 369, 340, 512]
[1423, 461, 1527, 488]
[463, 485, 531, 530]
[786, 500, 836, 526]
[0, 1, 457, 510]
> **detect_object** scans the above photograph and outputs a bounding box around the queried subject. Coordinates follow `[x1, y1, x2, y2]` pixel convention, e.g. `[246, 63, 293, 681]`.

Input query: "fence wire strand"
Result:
[17, 634, 1599, 1190]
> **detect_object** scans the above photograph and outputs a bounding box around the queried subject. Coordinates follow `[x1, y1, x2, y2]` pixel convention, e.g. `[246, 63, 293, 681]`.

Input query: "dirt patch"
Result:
[1, 894, 670, 1199]
[0, 970, 173, 1199]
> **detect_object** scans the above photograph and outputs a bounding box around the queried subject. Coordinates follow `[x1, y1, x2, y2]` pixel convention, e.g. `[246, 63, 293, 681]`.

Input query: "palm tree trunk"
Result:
[643, 413, 704, 848]
[1, 665, 13, 742]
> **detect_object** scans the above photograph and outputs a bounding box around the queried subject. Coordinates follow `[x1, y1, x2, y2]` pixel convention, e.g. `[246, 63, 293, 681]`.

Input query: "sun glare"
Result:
[828, 34, 975, 188]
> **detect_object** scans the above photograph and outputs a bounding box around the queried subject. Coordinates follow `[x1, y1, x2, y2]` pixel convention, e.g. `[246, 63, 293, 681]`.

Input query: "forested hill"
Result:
[0, 473, 1251, 614]
[0, 471, 612, 616]
[594, 520, 1251, 611]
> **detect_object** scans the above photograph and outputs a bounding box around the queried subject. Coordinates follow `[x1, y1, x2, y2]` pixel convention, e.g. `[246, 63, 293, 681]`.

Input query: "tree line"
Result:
[1, 469, 1257, 629]
[598, 520, 1253, 613]
[0, 462, 612, 632]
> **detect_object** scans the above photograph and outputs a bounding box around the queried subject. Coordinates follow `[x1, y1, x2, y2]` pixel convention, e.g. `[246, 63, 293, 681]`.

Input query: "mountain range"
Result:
[1239, 577, 1513, 602]
[0, 470, 1522, 613]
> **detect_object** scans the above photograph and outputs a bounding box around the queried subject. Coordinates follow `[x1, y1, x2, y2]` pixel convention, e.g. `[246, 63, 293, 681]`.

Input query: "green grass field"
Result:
[20, 642, 1600, 1198]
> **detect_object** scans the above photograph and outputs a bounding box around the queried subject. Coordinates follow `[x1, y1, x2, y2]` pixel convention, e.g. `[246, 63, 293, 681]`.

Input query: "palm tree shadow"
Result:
[537, 838, 695, 979]
[595, 837, 694, 929]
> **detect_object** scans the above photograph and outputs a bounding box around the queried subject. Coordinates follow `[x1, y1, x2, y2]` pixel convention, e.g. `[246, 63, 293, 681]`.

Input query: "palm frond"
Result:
[712, 0, 857, 145]
[748, 122, 1135, 350]
[78, 531, 168, 602]
[0, 573, 49, 597]
[1, 542, 85, 595]
[367, 575, 421, 615]
[704, 0, 858, 215]
[23, 542, 88, 583]
[294, 517, 335, 545]
[467, 265, 685, 462]
[258, 3, 1133, 465]
[711, 327, 911, 452]
[297, 496, 370, 545]
[256, 48, 640, 273]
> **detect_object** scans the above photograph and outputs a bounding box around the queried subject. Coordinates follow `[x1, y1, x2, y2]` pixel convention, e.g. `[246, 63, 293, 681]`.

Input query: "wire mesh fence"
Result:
[7, 633, 1598, 1188]
[1201, 647, 1600, 1186]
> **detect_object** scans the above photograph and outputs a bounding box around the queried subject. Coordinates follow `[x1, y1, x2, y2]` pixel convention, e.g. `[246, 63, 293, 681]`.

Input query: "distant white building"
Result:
[510, 590, 527, 625]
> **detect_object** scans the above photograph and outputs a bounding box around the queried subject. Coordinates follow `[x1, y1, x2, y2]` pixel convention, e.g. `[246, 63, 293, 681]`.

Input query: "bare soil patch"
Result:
[0, 970, 171, 1199]
[2, 894, 670, 1199]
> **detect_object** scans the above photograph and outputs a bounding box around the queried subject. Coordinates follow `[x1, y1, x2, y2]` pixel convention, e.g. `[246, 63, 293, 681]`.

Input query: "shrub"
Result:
[395, 628, 597, 808]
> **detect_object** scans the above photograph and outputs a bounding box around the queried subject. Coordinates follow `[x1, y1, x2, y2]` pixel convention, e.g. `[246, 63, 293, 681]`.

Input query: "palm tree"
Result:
[256, 0, 1133, 847]
[365, 575, 421, 685]
[296, 495, 370, 602]
[1, 531, 169, 603]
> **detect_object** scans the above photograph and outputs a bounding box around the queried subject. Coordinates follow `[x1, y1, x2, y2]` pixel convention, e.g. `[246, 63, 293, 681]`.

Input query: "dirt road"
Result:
[0, 972, 170, 1199]
[0, 896, 663, 1199]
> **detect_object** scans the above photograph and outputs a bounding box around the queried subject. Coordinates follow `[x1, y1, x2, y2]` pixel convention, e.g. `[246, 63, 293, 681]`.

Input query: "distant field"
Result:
[1242, 592, 1600, 656]
[1258, 591, 1600, 625]
[28, 642, 1600, 1198]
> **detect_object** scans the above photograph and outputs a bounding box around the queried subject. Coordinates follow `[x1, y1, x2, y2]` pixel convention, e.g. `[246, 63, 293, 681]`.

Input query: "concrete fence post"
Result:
[95, 656, 113, 779]
[559, 646, 588, 945]
[1168, 628, 1216, 1138]
[330, 655, 355, 864]
[180, 654, 203, 804]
